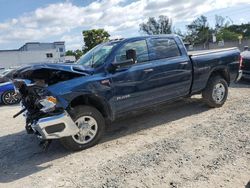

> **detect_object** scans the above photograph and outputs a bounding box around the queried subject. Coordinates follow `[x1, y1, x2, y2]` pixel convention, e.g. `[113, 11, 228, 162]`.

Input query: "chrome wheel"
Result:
[212, 83, 225, 103]
[2, 91, 20, 105]
[72, 116, 98, 144]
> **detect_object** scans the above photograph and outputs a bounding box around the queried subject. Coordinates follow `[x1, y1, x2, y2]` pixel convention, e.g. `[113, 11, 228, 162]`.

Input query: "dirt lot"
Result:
[0, 81, 249, 188]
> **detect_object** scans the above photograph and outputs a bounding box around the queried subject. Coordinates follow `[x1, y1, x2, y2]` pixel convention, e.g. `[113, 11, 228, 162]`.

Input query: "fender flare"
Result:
[206, 65, 230, 86]
[67, 92, 114, 121]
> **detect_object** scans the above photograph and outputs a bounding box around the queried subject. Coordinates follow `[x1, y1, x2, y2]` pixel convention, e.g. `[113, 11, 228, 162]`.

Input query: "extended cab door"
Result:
[145, 37, 193, 101]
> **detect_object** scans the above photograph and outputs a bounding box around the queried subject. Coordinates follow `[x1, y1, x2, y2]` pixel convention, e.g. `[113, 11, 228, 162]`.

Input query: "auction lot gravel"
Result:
[0, 81, 249, 188]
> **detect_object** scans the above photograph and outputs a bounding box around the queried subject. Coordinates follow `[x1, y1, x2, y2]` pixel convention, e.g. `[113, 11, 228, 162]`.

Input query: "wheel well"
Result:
[69, 95, 111, 120]
[209, 69, 230, 85]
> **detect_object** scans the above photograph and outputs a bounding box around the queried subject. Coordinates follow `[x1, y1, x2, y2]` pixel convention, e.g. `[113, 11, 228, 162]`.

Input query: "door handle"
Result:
[143, 68, 154, 72]
[180, 62, 189, 65]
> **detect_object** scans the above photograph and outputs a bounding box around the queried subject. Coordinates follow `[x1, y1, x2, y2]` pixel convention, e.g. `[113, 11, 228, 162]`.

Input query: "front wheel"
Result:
[60, 105, 105, 151]
[1, 90, 21, 105]
[202, 76, 228, 108]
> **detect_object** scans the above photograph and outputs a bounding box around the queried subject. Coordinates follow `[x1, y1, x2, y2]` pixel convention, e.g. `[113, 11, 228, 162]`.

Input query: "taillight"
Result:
[239, 55, 243, 69]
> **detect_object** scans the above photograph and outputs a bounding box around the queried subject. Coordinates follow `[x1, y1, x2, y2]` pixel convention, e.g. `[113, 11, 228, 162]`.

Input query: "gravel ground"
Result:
[0, 81, 249, 188]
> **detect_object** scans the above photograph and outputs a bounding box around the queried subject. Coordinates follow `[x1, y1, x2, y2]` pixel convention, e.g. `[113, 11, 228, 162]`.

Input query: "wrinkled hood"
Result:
[7, 63, 94, 86]
[9, 63, 93, 78]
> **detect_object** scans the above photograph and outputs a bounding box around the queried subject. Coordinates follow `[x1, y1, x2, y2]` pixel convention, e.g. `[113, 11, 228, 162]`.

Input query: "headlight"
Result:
[39, 96, 57, 113]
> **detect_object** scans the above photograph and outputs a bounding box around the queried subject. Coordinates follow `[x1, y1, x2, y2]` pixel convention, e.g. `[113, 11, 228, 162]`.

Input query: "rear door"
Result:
[145, 37, 192, 101]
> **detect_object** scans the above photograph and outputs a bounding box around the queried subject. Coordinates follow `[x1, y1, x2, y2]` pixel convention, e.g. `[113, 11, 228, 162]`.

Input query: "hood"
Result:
[0, 76, 9, 84]
[8, 63, 93, 86]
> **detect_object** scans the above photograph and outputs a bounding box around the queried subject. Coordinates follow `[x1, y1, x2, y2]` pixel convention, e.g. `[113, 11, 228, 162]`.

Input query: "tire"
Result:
[1, 90, 21, 105]
[202, 76, 228, 108]
[60, 105, 105, 151]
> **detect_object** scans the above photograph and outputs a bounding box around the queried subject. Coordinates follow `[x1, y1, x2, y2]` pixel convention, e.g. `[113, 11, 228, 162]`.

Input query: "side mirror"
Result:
[107, 49, 136, 72]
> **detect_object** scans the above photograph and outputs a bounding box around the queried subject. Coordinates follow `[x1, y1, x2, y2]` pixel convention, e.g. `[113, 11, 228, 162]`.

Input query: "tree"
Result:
[65, 50, 84, 60]
[65, 50, 75, 56]
[186, 15, 211, 48]
[214, 15, 232, 34]
[226, 23, 250, 39]
[82, 29, 110, 53]
[173, 28, 185, 38]
[74, 49, 84, 60]
[216, 28, 240, 41]
[139, 15, 172, 35]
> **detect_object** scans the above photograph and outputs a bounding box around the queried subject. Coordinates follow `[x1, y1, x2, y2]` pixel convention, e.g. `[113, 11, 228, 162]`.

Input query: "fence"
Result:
[189, 39, 250, 51]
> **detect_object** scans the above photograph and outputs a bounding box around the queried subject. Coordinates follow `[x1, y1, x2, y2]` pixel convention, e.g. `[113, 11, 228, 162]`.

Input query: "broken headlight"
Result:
[39, 96, 57, 113]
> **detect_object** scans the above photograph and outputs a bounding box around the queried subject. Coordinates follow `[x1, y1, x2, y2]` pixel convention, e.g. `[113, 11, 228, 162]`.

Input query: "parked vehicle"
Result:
[0, 68, 5, 73]
[0, 82, 21, 105]
[0, 68, 15, 83]
[9, 35, 241, 151]
[241, 50, 250, 79]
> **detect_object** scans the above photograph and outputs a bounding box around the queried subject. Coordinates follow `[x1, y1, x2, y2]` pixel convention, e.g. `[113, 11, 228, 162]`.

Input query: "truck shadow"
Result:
[0, 132, 70, 183]
[230, 79, 250, 88]
[104, 97, 210, 143]
[0, 97, 210, 183]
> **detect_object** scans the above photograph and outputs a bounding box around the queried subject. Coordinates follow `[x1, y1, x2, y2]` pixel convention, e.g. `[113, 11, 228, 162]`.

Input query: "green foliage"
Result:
[82, 29, 110, 53]
[65, 50, 84, 60]
[185, 15, 212, 47]
[139, 15, 172, 35]
[74, 49, 84, 60]
[216, 28, 240, 41]
[226, 24, 250, 39]
[65, 50, 75, 56]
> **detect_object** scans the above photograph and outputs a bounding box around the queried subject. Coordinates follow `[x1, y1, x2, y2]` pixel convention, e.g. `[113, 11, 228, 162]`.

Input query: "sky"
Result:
[0, 0, 250, 50]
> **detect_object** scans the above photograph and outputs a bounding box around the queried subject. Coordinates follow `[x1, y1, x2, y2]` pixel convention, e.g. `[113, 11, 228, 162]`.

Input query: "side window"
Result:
[148, 38, 180, 60]
[115, 40, 149, 63]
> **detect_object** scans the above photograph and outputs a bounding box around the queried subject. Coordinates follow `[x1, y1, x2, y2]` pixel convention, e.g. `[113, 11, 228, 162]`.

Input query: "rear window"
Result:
[148, 38, 181, 60]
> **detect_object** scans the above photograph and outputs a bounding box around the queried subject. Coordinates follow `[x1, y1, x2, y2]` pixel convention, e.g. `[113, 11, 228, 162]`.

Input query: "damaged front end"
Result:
[13, 79, 78, 138]
[10, 64, 90, 147]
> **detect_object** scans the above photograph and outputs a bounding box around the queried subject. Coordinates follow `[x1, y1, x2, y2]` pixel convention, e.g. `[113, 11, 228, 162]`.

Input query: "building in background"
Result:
[0, 41, 65, 68]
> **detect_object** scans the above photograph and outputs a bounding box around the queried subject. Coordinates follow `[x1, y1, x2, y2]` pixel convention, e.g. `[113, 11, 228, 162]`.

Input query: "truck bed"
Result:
[188, 47, 238, 56]
[188, 47, 240, 94]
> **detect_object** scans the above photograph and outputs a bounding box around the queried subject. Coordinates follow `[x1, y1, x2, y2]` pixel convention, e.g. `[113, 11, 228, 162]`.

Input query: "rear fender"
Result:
[207, 66, 230, 86]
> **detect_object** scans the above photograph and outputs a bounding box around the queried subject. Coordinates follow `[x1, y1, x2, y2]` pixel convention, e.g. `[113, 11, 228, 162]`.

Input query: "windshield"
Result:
[76, 42, 118, 68]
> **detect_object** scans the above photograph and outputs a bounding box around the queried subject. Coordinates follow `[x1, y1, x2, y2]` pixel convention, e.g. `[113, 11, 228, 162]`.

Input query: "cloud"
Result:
[60, 34, 83, 50]
[0, 0, 249, 50]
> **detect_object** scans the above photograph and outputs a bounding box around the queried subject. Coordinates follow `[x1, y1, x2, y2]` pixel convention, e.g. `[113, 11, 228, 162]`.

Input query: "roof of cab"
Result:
[109, 34, 179, 43]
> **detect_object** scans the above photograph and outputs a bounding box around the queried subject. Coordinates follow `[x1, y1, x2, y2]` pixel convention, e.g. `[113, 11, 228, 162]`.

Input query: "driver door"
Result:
[110, 39, 155, 114]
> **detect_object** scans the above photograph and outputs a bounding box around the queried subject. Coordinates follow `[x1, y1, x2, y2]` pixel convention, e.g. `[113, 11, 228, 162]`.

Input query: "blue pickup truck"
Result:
[10, 35, 241, 151]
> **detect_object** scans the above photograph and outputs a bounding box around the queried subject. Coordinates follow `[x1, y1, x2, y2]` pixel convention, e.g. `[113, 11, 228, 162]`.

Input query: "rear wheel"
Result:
[202, 76, 228, 108]
[1, 90, 21, 105]
[60, 105, 105, 151]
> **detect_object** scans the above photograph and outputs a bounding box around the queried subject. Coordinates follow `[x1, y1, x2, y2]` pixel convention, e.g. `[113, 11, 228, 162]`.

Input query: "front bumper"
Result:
[31, 111, 79, 139]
